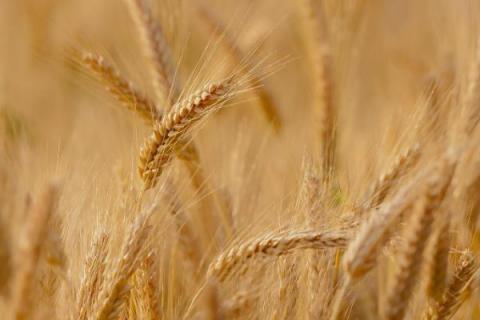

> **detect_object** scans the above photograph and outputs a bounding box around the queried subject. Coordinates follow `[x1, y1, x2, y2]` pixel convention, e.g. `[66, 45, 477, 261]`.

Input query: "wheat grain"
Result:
[299, 0, 336, 179]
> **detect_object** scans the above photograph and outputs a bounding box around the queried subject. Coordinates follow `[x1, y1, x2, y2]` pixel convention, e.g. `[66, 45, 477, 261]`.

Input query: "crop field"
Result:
[1, 1, 480, 319]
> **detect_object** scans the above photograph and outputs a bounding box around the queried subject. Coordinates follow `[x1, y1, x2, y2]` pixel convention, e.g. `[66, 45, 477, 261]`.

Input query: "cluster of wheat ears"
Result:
[3, 0, 480, 319]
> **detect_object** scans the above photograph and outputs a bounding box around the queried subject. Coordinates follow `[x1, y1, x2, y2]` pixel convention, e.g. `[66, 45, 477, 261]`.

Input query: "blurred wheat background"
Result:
[1, 0, 480, 319]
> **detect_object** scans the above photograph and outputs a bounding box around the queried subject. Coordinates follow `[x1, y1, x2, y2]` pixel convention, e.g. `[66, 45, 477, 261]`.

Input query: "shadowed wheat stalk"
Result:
[10, 184, 59, 320]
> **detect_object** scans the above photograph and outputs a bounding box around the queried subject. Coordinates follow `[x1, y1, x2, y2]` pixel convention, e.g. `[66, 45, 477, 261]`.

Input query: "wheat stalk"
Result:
[299, 0, 336, 180]
[424, 217, 450, 302]
[463, 37, 480, 136]
[10, 184, 59, 320]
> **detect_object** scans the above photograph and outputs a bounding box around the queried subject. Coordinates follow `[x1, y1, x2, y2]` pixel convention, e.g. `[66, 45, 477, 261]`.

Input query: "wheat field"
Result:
[1, 0, 480, 319]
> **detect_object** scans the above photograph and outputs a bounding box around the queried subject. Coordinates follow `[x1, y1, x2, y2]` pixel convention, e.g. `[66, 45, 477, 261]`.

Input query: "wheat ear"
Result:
[463, 37, 480, 135]
[201, 279, 225, 320]
[343, 178, 419, 279]
[95, 206, 156, 320]
[424, 217, 450, 303]
[196, 5, 282, 131]
[138, 79, 233, 189]
[363, 143, 421, 210]
[424, 250, 478, 320]
[207, 230, 348, 282]
[383, 157, 454, 320]
[10, 184, 58, 320]
[76, 231, 110, 320]
[0, 213, 12, 296]
[223, 290, 255, 318]
[383, 199, 439, 319]
[140, 250, 161, 320]
[343, 154, 455, 280]
[299, 0, 336, 179]
[125, 0, 177, 107]
[82, 52, 161, 124]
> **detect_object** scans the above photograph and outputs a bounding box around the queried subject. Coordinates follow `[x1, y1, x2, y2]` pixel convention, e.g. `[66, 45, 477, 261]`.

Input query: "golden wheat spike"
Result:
[344, 154, 455, 280]
[76, 231, 110, 320]
[363, 143, 421, 210]
[82, 52, 162, 124]
[424, 217, 450, 303]
[95, 206, 156, 320]
[383, 198, 435, 320]
[423, 250, 478, 320]
[125, 0, 177, 108]
[138, 79, 233, 189]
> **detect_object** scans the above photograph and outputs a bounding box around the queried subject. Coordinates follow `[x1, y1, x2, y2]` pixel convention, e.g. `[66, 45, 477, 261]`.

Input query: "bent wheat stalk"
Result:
[207, 230, 348, 281]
